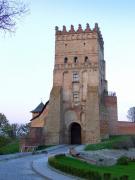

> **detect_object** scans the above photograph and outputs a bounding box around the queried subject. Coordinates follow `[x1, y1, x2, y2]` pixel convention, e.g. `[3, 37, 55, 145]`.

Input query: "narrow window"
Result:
[73, 91, 79, 102]
[64, 57, 68, 63]
[73, 71, 79, 82]
[84, 56, 88, 63]
[74, 57, 78, 63]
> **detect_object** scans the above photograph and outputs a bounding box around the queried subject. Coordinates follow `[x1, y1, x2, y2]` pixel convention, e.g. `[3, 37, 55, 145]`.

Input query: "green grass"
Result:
[49, 155, 135, 180]
[85, 135, 131, 151]
[0, 139, 19, 155]
[36, 145, 53, 151]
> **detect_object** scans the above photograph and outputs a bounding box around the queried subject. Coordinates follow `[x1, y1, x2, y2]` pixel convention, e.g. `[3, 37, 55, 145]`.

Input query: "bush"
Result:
[49, 155, 133, 180]
[0, 136, 11, 148]
[55, 154, 65, 158]
[113, 136, 135, 150]
[0, 139, 19, 154]
[48, 155, 102, 179]
[130, 136, 135, 146]
[117, 156, 129, 165]
[104, 173, 111, 180]
[120, 175, 129, 180]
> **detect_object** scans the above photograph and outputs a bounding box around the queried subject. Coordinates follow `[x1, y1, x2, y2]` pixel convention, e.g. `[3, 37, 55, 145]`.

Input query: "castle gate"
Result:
[70, 122, 81, 144]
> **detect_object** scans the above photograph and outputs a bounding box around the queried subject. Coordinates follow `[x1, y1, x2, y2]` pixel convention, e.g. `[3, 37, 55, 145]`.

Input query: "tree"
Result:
[127, 107, 135, 122]
[6, 123, 19, 138]
[0, 113, 9, 135]
[0, 113, 8, 127]
[0, 113, 29, 138]
[17, 123, 30, 137]
[0, 0, 27, 32]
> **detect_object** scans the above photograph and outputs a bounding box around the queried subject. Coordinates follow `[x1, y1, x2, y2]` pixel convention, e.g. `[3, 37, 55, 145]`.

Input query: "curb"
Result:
[32, 157, 78, 180]
[0, 152, 32, 161]
[31, 161, 52, 180]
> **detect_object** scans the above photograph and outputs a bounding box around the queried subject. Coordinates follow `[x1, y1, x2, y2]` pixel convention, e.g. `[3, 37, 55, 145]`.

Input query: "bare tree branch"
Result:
[0, 0, 28, 32]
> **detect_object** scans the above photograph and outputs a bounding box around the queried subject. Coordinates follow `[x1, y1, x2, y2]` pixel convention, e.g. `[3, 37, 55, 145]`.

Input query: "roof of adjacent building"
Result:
[30, 100, 49, 121]
[31, 102, 45, 113]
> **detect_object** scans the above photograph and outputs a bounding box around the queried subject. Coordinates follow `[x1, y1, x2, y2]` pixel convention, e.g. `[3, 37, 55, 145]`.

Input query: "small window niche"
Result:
[73, 71, 79, 82]
[73, 91, 80, 103]
[74, 56, 78, 63]
[84, 56, 88, 63]
[64, 57, 68, 63]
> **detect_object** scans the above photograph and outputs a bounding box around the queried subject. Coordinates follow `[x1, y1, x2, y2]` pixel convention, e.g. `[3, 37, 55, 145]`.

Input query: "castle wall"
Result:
[116, 121, 135, 135]
[104, 95, 118, 135]
[100, 103, 109, 139]
[85, 86, 101, 143]
[31, 118, 44, 127]
[44, 86, 62, 145]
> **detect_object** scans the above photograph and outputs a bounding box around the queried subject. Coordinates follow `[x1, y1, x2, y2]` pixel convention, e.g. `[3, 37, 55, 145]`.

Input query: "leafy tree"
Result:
[0, 113, 9, 135]
[5, 123, 19, 138]
[127, 107, 135, 122]
[0, 0, 28, 32]
[0, 113, 29, 138]
[3, 123, 30, 138]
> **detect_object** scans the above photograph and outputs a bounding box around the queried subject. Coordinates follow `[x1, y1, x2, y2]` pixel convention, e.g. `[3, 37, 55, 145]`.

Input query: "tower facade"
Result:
[44, 23, 113, 145]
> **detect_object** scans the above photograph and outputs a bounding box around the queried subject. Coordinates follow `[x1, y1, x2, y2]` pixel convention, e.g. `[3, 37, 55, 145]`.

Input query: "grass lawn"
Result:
[49, 155, 135, 180]
[0, 139, 19, 155]
[36, 145, 53, 151]
[85, 135, 132, 151]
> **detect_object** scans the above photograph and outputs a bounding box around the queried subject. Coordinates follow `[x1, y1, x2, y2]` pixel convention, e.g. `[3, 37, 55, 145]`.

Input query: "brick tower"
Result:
[44, 23, 117, 145]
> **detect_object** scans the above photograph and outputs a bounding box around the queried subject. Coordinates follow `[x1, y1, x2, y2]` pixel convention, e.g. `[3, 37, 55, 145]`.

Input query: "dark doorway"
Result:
[70, 122, 81, 144]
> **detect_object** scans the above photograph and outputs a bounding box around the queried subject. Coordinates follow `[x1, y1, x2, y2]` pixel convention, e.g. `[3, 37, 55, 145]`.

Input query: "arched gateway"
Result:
[70, 122, 81, 144]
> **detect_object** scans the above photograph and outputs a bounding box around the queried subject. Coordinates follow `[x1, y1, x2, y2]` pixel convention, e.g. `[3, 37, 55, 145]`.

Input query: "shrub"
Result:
[120, 175, 129, 180]
[113, 137, 134, 150]
[55, 154, 65, 158]
[48, 155, 102, 179]
[130, 136, 135, 146]
[104, 173, 111, 180]
[117, 156, 129, 165]
[0, 136, 11, 148]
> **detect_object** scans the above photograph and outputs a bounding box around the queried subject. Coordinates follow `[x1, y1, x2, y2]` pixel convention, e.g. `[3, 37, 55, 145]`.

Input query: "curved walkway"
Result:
[0, 145, 81, 180]
[32, 156, 77, 180]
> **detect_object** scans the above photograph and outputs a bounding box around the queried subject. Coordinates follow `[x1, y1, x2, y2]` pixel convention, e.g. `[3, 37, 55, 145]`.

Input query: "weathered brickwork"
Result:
[116, 122, 135, 135]
[44, 23, 116, 145]
[24, 23, 135, 149]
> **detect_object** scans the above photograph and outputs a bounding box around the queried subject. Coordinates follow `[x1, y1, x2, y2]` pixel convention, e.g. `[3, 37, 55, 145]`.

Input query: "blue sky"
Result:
[0, 0, 135, 123]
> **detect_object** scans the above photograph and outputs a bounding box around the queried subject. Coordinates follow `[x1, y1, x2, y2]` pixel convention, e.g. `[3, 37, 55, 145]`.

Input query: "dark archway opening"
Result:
[70, 122, 81, 144]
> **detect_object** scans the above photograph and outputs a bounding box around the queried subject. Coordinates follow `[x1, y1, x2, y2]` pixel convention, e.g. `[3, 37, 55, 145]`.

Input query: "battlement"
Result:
[55, 23, 104, 48]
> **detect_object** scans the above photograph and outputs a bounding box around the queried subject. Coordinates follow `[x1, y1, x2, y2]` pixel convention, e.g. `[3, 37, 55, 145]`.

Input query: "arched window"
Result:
[84, 56, 88, 63]
[74, 57, 78, 63]
[64, 57, 68, 63]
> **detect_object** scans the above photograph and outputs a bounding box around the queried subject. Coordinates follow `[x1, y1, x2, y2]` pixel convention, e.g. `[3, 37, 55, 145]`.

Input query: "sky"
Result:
[0, 0, 135, 124]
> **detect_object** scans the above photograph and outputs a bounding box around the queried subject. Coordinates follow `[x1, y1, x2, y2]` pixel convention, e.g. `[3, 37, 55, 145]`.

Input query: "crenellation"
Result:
[85, 23, 91, 32]
[63, 25, 67, 33]
[77, 24, 83, 33]
[55, 23, 103, 37]
[55, 23, 104, 48]
[69, 25, 75, 33]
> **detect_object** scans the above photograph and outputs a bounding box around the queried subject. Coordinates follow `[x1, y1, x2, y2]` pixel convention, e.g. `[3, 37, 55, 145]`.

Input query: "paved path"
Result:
[0, 145, 78, 180]
[0, 154, 45, 180]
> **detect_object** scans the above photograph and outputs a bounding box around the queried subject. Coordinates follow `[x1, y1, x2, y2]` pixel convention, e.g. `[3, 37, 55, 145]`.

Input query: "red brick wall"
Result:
[104, 95, 118, 135]
[20, 127, 44, 151]
[116, 121, 135, 135]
